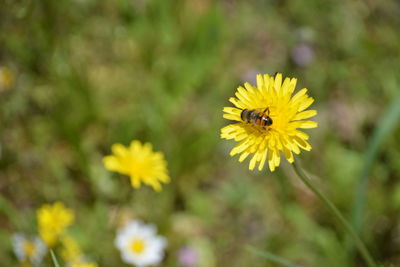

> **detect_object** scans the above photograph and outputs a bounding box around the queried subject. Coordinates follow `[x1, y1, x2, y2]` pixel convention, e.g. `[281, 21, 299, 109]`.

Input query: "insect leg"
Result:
[263, 107, 270, 115]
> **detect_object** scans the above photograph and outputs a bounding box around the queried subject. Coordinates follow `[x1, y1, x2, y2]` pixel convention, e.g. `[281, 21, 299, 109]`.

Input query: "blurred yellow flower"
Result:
[37, 202, 74, 247]
[60, 235, 97, 267]
[60, 235, 81, 263]
[0, 66, 15, 91]
[221, 73, 318, 171]
[103, 140, 170, 191]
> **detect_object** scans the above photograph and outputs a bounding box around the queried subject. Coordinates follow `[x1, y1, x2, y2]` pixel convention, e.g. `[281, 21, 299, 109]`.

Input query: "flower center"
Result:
[130, 239, 146, 254]
[23, 241, 36, 258]
[128, 158, 153, 178]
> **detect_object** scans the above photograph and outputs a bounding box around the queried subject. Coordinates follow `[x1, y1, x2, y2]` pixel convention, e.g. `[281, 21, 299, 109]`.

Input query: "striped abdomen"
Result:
[240, 109, 273, 126]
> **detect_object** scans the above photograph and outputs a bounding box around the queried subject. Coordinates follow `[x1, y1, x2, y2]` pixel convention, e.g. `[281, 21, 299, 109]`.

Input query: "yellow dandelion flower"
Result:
[221, 73, 318, 171]
[37, 202, 74, 247]
[103, 140, 170, 191]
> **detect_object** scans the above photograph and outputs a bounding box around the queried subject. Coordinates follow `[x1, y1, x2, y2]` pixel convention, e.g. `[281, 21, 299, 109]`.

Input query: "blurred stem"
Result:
[50, 250, 61, 267]
[110, 179, 132, 227]
[245, 245, 299, 267]
[292, 162, 376, 267]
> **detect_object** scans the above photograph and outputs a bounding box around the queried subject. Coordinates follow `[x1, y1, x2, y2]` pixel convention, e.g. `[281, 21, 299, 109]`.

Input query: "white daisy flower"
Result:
[12, 233, 47, 266]
[115, 220, 167, 267]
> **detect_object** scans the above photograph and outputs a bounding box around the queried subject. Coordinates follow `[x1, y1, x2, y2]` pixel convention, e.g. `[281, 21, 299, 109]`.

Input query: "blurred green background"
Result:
[1, 0, 400, 266]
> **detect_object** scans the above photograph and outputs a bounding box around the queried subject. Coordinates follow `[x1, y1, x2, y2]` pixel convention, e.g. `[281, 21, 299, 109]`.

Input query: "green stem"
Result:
[292, 162, 376, 267]
[110, 179, 132, 228]
[245, 245, 300, 267]
[50, 250, 61, 267]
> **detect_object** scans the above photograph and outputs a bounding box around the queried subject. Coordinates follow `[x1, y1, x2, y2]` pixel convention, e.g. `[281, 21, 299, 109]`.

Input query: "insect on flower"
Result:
[240, 107, 273, 127]
[221, 73, 318, 171]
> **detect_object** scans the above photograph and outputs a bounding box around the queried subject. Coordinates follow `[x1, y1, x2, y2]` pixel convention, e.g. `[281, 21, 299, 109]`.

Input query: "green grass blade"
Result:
[50, 250, 61, 267]
[245, 245, 300, 267]
[352, 90, 400, 232]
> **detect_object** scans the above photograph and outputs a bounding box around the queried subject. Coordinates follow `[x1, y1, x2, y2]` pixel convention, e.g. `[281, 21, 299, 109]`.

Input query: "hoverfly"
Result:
[240, 107, 273, 127]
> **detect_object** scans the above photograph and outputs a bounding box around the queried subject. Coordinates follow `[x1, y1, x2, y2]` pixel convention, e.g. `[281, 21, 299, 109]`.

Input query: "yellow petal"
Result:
[244, 82, 255, 94]
[229, 97, 245, 109]
[268, 133, 276, 148]
[290, 88, 308, 104]
[288, 138, 301, 154]
[293, 136, 312, 151]
[245, 86, 262, 106]
[263, 74, 271, 91]
[223, 113, 241, 121]
[287, 78, 297, 95]
[268, 149, 275, 172]
[298, 97, 314, 112]
[103, 156, 121, 171]
[230, 140, 251, 156]
[234, 132, 248, 141]
[111, 144, 128, 157]
[283, 146, 294, 163]
[256, 74, 264, 90]
[157, 173, 170, 183]
[221, 125, 241, 139]
[238, 151, 250, 162]
[129, 140, 142, 152]
[236, 86, 252, 104]
[298, 120, 318, 129]
[273, 149, 280, 167]
[258, 150, 267, 171]
[147, 179, 162, 192]
[143, 142, 153, 153]
[130, 175, 141, 188]
[274, 73, 282, 92]
[292, 110, 317, 121]
[249, 153, 258, 170]
[292, 130, 309, 140]
[223, 107, 242, 114]
[281, 77, 291, 96]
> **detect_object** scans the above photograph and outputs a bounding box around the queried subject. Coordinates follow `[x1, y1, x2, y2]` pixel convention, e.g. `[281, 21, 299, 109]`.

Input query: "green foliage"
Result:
[1, 0, 400, 266]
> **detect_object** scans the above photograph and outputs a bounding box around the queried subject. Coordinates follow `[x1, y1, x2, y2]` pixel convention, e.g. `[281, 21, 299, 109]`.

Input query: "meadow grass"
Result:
[1, 0, 400, 266]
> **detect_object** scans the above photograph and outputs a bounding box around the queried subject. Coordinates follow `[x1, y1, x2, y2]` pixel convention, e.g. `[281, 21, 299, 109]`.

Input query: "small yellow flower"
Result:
[0, 66, 15, 91]
[221, 73, 318, 171]
[60, 235, 97, 267]
[60, 235, 82, 263]
[37, 202, 74, 247]
[103, 140, 170, 191]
